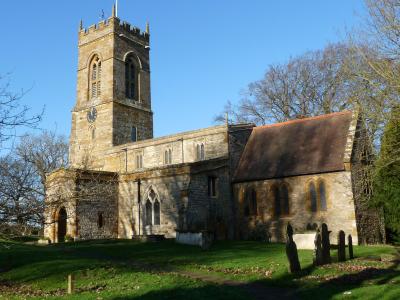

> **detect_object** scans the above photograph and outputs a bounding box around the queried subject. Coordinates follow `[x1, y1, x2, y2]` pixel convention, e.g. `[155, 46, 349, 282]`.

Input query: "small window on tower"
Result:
[131, 126, 137, 142]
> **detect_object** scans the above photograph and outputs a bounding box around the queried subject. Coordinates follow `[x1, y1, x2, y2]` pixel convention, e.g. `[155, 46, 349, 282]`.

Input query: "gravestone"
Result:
[348, 234, 354, 259]
[313, 229, 323, 266]
[321, 223, 331, 264]
[285, 223, 301, 273]
[337, 230, 346, 262]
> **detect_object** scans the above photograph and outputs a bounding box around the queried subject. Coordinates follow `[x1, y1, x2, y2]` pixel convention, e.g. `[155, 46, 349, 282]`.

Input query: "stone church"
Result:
[44, 7, 385, 245]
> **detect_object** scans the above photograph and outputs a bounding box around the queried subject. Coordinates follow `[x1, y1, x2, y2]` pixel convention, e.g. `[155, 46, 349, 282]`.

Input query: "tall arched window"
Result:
[281, 184, 290, 215]
[250, 189, 257, 215]
[154, 200, 160, 225]
[273, 185, 281, 217]
[318, 180, 327, 211]
[145, 200, 152, 226]
[309, 182, 317, 212]
[196, 143, 205, 161]
[136, 153, 143, 169]
[164, 149, 172, 165]
[89, 56, 101, 99]
[145, 189, 161, 226]
[125, 55, 138, 100]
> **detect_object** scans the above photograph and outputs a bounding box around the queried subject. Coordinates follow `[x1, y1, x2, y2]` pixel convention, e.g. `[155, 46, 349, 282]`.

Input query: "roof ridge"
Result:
[254, 110, 352, 130]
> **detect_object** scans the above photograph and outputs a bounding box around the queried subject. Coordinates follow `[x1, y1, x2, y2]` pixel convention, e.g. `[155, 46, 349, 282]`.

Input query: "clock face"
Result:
[87, 107, 97, 123]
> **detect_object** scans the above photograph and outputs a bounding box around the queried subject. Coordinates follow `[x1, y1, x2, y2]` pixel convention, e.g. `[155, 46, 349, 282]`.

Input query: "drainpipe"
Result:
[137, 179, 141, 236]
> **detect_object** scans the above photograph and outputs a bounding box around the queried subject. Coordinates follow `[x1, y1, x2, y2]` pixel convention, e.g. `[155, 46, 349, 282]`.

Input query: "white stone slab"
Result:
[293, 233, 315, 249]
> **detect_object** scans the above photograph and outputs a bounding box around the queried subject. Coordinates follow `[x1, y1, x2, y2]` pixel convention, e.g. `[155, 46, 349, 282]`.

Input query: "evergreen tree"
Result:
[373, 105, 400, 240]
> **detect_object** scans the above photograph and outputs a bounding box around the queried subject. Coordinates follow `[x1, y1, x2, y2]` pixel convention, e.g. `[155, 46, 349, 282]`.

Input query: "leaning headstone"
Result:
[285, 223, 301, 273]
[321, 223, 331, 264]
[337, 230, 346, 262]
[313, 229, 323, 266]
[348, 234, 354, 259]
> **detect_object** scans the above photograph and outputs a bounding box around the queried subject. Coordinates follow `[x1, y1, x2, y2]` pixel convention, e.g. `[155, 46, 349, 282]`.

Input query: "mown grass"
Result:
[0, 239, 399, 299]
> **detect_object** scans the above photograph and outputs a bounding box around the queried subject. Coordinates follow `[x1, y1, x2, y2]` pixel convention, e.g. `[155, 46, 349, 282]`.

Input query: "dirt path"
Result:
[112, 258, 299, 300]
[176, 270, 299, 300]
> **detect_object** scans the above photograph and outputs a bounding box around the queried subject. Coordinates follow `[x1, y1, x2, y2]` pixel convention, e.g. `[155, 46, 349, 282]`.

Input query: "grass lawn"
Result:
[0, 238, 399, 299]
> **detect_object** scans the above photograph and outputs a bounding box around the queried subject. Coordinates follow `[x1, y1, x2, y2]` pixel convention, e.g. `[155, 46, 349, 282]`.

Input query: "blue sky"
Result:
[0, 0, 366, 142]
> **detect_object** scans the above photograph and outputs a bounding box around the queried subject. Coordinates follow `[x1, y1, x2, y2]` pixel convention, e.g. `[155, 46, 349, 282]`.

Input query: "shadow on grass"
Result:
[1, 240, 399, 300]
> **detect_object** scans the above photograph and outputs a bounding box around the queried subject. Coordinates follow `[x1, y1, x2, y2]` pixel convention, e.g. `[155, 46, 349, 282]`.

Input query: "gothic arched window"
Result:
[145, 200, 152, 226]
[309, 182, 317, 212]
[154, 200, 160, 225]
[89, 55, 101, 99]
[125, 55, 139, 100]
[318, 180, 327, 211]
[145, 189, 161, 226]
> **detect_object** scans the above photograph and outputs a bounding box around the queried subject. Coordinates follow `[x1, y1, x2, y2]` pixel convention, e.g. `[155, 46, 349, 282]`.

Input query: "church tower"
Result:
[69, 5, 153, 169]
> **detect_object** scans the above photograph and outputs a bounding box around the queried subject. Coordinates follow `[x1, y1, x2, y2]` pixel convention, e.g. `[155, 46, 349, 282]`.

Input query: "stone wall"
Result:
[117, 157, 233, 240]
[233, 171, 359, 244]
[75, 172, 119, 240]
[44, 169, 119, 242]
[102, 125, 230, 172]
[44, 169, 77, 243]
[118, 167, 191, 238]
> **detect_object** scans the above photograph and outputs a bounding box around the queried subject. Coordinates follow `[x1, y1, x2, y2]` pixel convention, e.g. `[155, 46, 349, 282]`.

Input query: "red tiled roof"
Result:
[233, 111, 353, 182]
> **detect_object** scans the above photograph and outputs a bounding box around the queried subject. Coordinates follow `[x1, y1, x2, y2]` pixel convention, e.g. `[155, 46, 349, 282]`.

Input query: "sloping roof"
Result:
[233, 111, 353, 182]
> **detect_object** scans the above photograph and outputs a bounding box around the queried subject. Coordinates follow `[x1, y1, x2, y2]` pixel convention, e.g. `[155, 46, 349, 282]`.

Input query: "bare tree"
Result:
[216, 44, 357, 125]
[0, 155, 43, 234]
[0, 131, 68, 235]
[16, 130, 69, 193]
[0, 74, 42, 146]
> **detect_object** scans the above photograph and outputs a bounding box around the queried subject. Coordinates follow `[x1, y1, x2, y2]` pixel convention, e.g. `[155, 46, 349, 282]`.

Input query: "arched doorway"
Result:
[57, 207, 67, 242]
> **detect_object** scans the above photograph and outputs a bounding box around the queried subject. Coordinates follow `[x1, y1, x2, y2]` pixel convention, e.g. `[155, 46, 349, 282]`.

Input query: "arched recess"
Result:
[57, 207, 67, 243]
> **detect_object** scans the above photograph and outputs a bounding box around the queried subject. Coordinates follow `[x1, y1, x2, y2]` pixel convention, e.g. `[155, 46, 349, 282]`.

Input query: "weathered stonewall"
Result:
[348, 234, 354, 259]
[321, 223, 331, 264]
[285, 223, 301, 273]
[313, 229, 323, 266]
[337, 230, 346, 262]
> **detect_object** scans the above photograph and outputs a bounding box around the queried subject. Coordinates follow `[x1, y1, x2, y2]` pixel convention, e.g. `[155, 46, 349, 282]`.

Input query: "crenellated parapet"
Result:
[78, 4, 150, 47]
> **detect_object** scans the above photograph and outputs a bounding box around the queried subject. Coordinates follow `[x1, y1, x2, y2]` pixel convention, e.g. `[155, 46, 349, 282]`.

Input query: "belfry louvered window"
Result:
[125, 55, 138, 100]
[89, 56, 101, 99]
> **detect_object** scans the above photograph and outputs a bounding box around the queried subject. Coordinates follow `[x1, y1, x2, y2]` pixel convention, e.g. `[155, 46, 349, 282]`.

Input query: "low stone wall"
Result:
[293, 233, 315, 249]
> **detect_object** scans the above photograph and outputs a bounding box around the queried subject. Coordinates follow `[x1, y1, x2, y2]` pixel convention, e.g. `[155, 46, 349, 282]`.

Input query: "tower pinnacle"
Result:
[112, 3, 116, 17]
